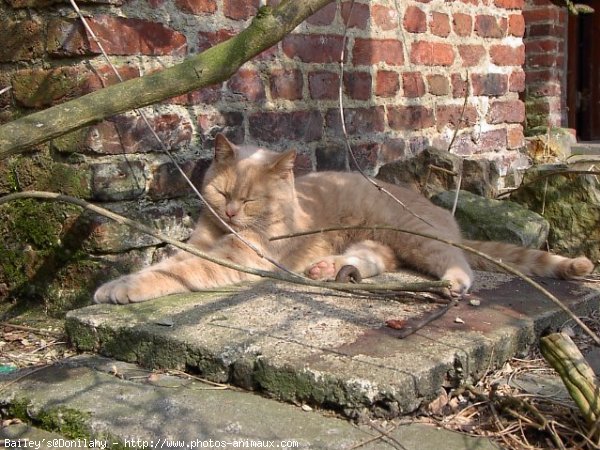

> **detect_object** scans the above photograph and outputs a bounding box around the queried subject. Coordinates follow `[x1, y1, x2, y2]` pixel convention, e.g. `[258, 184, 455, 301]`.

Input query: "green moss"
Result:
[253, 360, 353, 407]
[38, 406, 91, 439]
[4, 398, 126, 449]
[5, 398, 32, 421]
[0, 196, 102, 316]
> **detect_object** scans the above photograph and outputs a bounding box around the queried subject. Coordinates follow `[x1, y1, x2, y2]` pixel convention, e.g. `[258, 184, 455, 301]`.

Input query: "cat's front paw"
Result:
[442, 267, 473, 297]
[93, 275, 154, 304]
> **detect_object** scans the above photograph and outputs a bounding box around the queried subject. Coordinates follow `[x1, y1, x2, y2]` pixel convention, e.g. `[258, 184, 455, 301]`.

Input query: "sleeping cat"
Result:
[94, 134, 594, 304]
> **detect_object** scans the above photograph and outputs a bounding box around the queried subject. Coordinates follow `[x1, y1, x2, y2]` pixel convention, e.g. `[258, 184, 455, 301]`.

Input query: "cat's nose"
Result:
[225, 203, 239, 218]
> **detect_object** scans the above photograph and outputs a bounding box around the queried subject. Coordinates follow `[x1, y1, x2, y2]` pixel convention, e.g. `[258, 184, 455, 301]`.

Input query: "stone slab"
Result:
[65, 271, 600, 418]
[0, 355, 500, 450]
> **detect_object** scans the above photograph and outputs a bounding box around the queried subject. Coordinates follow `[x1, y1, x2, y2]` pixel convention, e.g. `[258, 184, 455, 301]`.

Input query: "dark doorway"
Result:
[568, 3, 600, 141]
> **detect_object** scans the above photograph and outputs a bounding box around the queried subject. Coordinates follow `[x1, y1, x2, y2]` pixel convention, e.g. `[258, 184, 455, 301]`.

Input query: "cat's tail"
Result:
[462, 240, 595, 279]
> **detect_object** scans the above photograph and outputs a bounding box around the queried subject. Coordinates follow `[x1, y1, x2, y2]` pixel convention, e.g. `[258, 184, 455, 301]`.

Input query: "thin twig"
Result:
[0, 191, 449, 296]
[0, 322, 63, 337]
[446, 70, 470, 153]
[270, 225, 600, 346]
[0, 86, 12, 96]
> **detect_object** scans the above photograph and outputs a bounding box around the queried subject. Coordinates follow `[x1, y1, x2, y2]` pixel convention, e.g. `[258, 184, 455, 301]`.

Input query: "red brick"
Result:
[527, 24, 564, 38]
[508, 14, 525, 37]
[223, 0, 259, 20]
[249, 111, 323, 142]
[353, 38, 404, 65]
[523, 8, 559, 23]
[197, 29, 236, 52]
[430, 12, 451, 37]
[227, 68, 265, 101]
[525, 39, 558, 54]
[480, 129, 507, 151]
[471, 73, 508, 96]
[341, 1, 369, 29]
[269, 68, 303, 100]
[379, 139, 407, 164]
[494, 0, 524, 8]
[372, 5, 399, 31]
[283, 34, 344, 63]
[352, 142, 380, 172]
[404, 6, 426, 33]
[402, 72, 425, 98]
[149, 159, 211, 200]
[148, 0, 166, 8]
[85, 65, 140, 91]
[343, 71, 372, 100]
[326, 107, 386, 136]
[410, 41, 454, 66]
[457, 44, 485, 67]
[307, 2, 337, 26]
[475, 15, 507, 38]
[528, 82, 561, 97]
[308, 71, 340, 100]
[293, 153, 313, 176]
[487, 100, 525, 124]
[427, 74, 450, 95]
[375, 70, 400, 97]
[170, 86, 221, 105]
[507, 125, 524, 149]
[388, 106, 434, 130]
[198, 111, 245, 144]
[451, 73, 469, 98]
[490, 44, 525, 66]
[509, 70, 526, 92]
[525, 68, 560, 84]
[448, 133, 477, 156]
[453, 13, 472, 36]
[527, 53, 560, 67]
[0, 19, 44, 62]
[87, 114, 193, 154]
[47, 19, 94, 57]
[435, 104, 478, 131]
[86, 16, 187, 56]
[175, 0, 216, 14]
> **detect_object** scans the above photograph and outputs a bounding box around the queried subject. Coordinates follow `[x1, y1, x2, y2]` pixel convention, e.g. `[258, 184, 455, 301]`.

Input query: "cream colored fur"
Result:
[94, 135, 594, 304]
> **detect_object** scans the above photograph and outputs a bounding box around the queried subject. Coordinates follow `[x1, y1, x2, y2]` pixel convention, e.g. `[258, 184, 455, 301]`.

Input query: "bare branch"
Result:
[0, 0, 336, 159]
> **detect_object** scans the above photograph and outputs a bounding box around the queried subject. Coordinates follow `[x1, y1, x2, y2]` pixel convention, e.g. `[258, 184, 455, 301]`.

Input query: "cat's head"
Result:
[201, 134, 297, 231]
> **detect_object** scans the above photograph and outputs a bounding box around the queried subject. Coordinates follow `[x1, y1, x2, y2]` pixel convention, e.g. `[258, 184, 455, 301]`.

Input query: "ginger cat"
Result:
[94, 134, 594, 304]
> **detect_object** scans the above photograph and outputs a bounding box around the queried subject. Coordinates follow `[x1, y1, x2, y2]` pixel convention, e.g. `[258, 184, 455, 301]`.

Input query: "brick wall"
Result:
[0, 0, 532, 307]
[522, 0, 568, 130]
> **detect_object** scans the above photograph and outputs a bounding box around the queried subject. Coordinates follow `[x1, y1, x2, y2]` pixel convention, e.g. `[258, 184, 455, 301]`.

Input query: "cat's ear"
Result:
[269, 150, 296, 179]
[214, 133, 236, 163]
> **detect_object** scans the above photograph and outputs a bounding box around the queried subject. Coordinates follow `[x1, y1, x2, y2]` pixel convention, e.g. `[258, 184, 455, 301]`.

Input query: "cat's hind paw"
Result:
[305, 257, 341, 281]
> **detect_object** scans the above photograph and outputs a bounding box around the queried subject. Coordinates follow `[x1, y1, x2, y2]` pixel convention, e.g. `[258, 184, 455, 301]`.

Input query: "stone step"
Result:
[64, 271, 600, 418]
[0, 355, 500, 449]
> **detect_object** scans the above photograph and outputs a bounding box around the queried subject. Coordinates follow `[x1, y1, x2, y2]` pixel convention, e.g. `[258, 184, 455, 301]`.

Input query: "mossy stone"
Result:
[431, 190, 549, 248]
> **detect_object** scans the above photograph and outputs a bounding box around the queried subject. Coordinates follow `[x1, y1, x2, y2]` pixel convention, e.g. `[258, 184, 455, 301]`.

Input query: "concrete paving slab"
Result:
[0, 355, 500, 450]
[65, 271, 600, 418]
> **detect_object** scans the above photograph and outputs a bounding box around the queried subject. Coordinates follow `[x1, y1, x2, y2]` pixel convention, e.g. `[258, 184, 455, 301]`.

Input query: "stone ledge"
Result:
[0, 355, 500, 449]
[65, 271, 600, 418]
